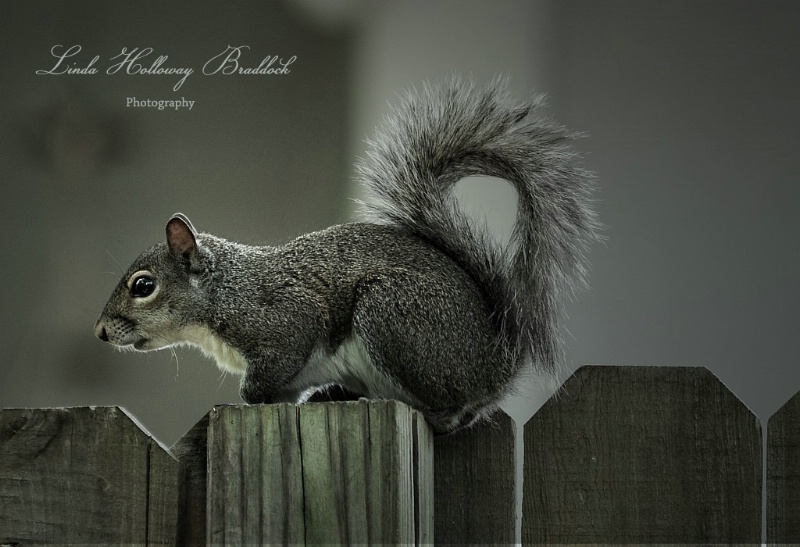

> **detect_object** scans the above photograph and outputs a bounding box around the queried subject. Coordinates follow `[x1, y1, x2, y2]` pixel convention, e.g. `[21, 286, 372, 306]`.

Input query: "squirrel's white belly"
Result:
[180, 326, 416, 406]
[288, 335, 419, 405]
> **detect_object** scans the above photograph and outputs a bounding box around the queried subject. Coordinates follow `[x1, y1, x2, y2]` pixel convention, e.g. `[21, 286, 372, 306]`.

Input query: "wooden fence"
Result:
[0, 365, 797, 545]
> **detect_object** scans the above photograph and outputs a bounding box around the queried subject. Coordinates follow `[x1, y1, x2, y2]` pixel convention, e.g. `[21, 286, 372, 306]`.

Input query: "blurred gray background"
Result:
[1, 0, 799, 449]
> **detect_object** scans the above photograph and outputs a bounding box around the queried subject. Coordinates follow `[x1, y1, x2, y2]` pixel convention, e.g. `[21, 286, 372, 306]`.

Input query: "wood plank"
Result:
[523, 365, 762, 544]
[147, 438, 182, 545]
[206, 404, 304, 545]
[0, 406, 179, 545]
[298, 400, 428, 544]
[198, 400, 432, 545]
[170, 413, 209, 546]
[434, 412, 516, 545]
[768, 389, 800, 543]
[413, 411, 434, 545]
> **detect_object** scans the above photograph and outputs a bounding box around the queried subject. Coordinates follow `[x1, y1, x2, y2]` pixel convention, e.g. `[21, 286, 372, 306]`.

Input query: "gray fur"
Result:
[94, 78, 599, 434]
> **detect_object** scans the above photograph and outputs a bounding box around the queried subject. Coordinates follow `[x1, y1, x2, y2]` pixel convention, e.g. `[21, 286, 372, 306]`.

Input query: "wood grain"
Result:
[522, 365, 762, 545]
[207, 403, 304, 545]
[188, 400, 432, 545]
[170, 412, 209, 546]
[434, 412, 516, 545]
[0, 406, 179, 545]
[768, 389, 800, 543]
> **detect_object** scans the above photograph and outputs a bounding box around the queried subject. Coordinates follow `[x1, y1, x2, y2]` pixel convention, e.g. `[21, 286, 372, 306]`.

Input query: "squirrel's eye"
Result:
[130, 275, 156, 298]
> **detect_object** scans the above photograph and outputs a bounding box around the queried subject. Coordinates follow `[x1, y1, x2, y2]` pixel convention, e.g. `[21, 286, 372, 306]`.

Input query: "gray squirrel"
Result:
[94, 78, 599, 434]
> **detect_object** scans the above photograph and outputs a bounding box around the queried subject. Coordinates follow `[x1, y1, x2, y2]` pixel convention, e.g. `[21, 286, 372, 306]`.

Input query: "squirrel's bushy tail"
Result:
[356, 77, 600, 374]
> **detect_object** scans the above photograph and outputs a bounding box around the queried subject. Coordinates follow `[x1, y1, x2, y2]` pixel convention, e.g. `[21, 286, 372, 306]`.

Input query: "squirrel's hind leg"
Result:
[351, 270, 509, 434]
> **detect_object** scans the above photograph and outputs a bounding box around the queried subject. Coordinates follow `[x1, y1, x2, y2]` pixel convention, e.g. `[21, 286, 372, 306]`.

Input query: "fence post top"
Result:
[0, 405, 177, 459]
[530, 364, 758, 424]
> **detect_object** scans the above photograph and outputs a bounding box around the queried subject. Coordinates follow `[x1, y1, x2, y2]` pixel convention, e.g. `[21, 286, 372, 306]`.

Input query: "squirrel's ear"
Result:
[166, 213, 198, 258]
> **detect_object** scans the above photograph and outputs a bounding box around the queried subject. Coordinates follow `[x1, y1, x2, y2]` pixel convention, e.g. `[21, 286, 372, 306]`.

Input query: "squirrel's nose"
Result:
[95, 321, 109, 342]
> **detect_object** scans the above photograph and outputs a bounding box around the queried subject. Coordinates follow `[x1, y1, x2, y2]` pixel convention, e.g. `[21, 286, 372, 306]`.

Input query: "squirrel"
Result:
[94, 78, 599, 434]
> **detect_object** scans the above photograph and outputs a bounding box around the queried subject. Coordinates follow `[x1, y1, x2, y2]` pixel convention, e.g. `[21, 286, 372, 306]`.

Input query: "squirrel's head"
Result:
[94, 213, 213, 352]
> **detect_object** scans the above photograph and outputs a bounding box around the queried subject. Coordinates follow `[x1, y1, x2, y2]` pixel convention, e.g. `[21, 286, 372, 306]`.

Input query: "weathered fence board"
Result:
[523, 365, 762, 544]
[7, 365, 799, 544]
[0, 406, 179, 545]
[170, 413, 209, 545]
[768, 389, 800, 543]
[208, 403, 304, 544]
[174, 400, 432, 545]
[434, 412, 516, 545]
